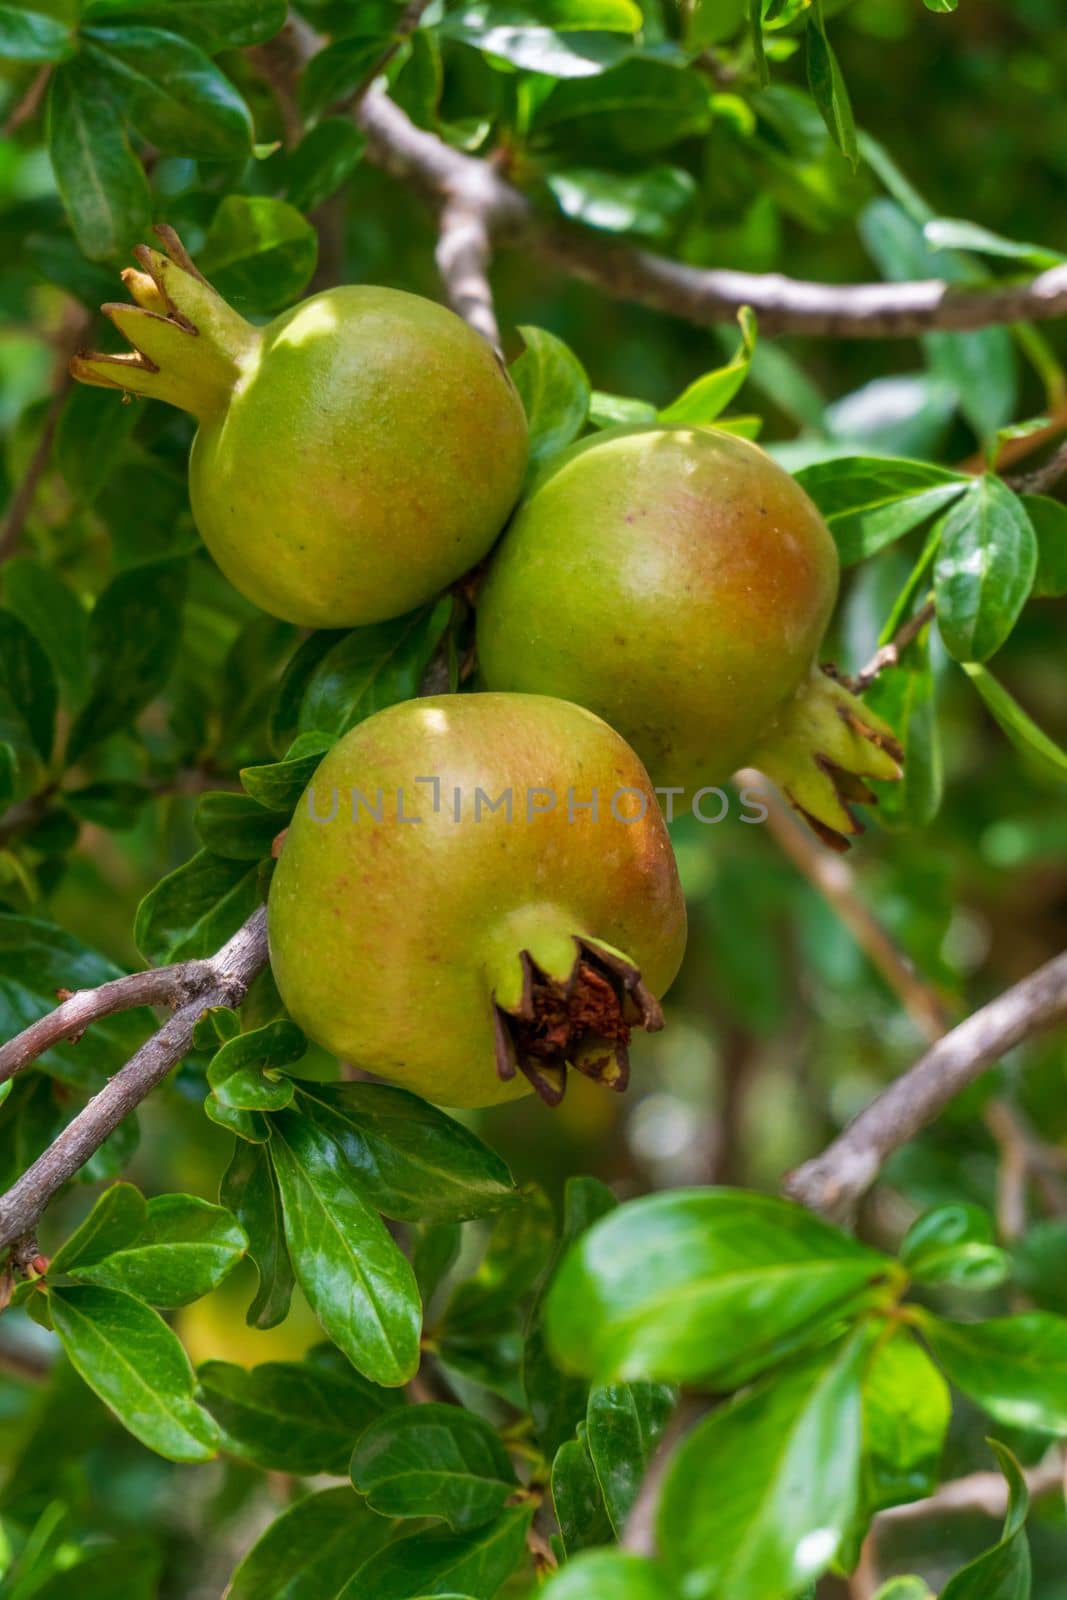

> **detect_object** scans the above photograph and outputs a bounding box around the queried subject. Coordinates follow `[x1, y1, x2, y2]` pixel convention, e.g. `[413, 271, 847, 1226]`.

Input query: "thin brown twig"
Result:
[785, 948, 1067, 1221]
[875, 1452, 1064, 1525]
[848, 599, 937, 694]
[1005, 435, 1067, 498]
[0, 908, 269, 1254]
[1, 65, 51, 138]
[620, 1395, 707, 1557]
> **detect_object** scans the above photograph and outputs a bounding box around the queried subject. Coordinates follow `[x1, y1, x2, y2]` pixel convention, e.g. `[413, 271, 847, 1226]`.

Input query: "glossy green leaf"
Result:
[539, 1550, 669, 1600]
[900, 1203, 1008, 1289]
[81, 0, 287, 50]
[940, 1441, 1031, 1600]
[0, 609, 57, 761]
[589, 391, 657, 429]
[299, 34, 393, 118]
[204, 1093, 270, 1142]
[47, 1181, 146, 1276]
[438, 6, 632, 78]
[659, 308, 756, 427]
[297, 601, 451, 741]
[200, 1350, 395, 1473]
[134, 848, 260, 965]
[586, 1381, 674, 1531]
[794, 455, 967, 566]
[240, 732, 332, 812]
[512, 326, 591, 470]
[68, 1194, 247, 1305]
[269, 1107, 422, 1386]
[873, 1583, 935, 1600]
[864, 623, 943, 828]
[962, 664, 1067, 784]
[54, 379, 138, 505]
[546, 1188, 895, 1385]
[351, 1402, 518, 1530]
[0, 916, 153, 1090]
[194, 792, 287, 861]
[82, 24, 253, 159]
[208, 1020, 306, 1111]
[857, 1328, 949, 1517]
[46, 65, 152, 261]
[226, 1487, 393, 1600]
[199, 194, 318, 315]
[920, 1309, 1067, 1433]
[67, 556, 187, 763]
[220, 1136, 294, 1328]
[1, 558, 88, 710]
[1012, 1220, 1067, 1314]
[0, 4, 73, 59]
[50, 1284, 219, 1462]
[934, 477, 1037, 662]
[536, 58, 712, 145]
[805, 6, 857, 167]
[1023, 494, 1067, 598]
[658, 1333, 869, 1600]
[551, 1436, 613, 1555]
[923, 217, 1062, 269]
[342, 1507, 532, 1600]
[292, 1080, 517, 1223]
[286, 119, 368, 213]
[546, 164, 695, 239]
[444, 1183, 556, 1330]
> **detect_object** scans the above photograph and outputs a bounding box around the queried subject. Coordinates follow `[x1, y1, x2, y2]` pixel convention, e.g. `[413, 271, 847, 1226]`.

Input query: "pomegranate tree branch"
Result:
[435, 196, 501, 349]
[875, 1453, 1064, 1526]
[1006, 435, 1067, 497]
[785, 948, 1067, 1221]
[350, 86, 1067, 338]
[849, 599, 937, 694]
[0, 909, 269, 1254]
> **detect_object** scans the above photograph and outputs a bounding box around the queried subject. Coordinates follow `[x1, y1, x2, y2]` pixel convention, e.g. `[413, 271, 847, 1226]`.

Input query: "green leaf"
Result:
[864, 622, 943, 828]
[546, 164, 695, 239]
[444, 1184, 556, 1331]
[794, 456, 967, 566]
[857, 1328, 950, 1517]
[545, 1188, 895, 1386]
[551, 1436, 613, 1555]
[200, 1351, 396, 1473]
[659, 307, 756, 427]
[657, 1333, 870, 1600]
[2, 559, 88, 710]
[1023, 494, 1067, 598]
[1013, 1220, 1067, 1314]
[269, 1107, 422, 1386]
[962, 664, 1067, 784]
[589, 391, 657, 429]
[198, 195, 318, 315]
[940, 1441, 1031, 1600]
[900, 1203, 1009, 1290]
[539, 1550, 670, 1600]
[299, 35, 393, 119]
[297, 601, 452, 741]
[67, 556, 187, 763]
[67, 1194, 247, 1306]
[805, 6, 857, 168]
[46, 65, 152, 261]
[0, 609, 57, 762]
[0, 4, 72, 58]
[438, 7, 633, 79]
[873, 1583, 935, 1600]
[134, 848, 260, 965]
[536, 58, 712, 145]
[208, 1020, 305, 1111]
[920, 1309, 1067, 1433]
[286, 119, 367, 213]
[341, 1507, 533, 1600]
[54, 379, 139, 505]
[923, 216, 1062, 270]
[81, 23, 253, 159]
[748, 0, 768, 85]
[292, 1080, 517, 1224]
[934, 477, 1037, 662]
[226, 1487, 393, 1600]
[512, 326, 591, 472]
[81, 0, 287, 50]
[586, 1382, 674, 1532]
[922, 0, 957, 9]
[220, 1136, 294, 1328]
[47, 1181, 146, 1276]
[241, 732, 332, 811]
[0, 915, 153, 1090]
[351, 1403, 518, 1530]
[194, 792, 286, 861]
[49, 1284, 219, 1462]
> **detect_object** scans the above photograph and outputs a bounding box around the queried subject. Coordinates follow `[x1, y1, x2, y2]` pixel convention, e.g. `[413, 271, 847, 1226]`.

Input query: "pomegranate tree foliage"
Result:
[0, 0, 1066, 1595]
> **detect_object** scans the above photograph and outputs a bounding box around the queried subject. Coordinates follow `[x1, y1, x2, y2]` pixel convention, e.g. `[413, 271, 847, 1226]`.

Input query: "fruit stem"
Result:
[69, 225, 259, 420]
[748, 664, 905, 850]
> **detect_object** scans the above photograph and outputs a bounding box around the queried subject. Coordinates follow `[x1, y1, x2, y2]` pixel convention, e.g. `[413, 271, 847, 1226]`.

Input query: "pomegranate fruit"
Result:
[476, 425, 902, 848]
[70, 227, 528, 628]
[267, 693, 686, 1108]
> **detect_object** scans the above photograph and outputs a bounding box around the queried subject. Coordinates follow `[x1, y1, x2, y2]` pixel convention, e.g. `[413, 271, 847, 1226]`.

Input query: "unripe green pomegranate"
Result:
[70, 228, 528, 628]
[476, 426, 902, 848]
[268, 693, 686, 1109]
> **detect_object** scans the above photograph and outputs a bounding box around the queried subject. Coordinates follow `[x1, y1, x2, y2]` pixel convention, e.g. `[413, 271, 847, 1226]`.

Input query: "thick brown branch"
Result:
[0, 909, 269, 1253]
[354, 89, 1067, 338]
[785, 949, 1067, 1221]
[435, 197, 501, 349]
